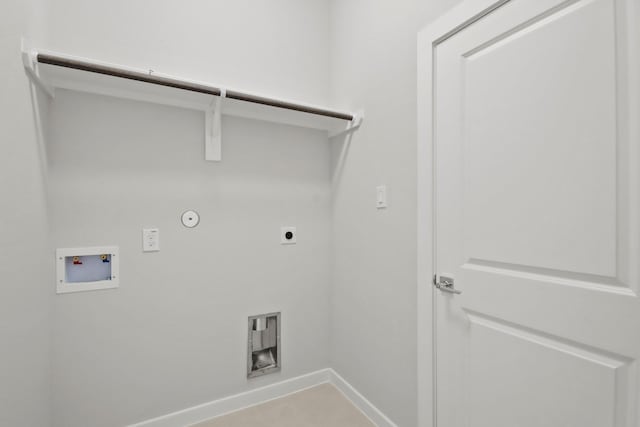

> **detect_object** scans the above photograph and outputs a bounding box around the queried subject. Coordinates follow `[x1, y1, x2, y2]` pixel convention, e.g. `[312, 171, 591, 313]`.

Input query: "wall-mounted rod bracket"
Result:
[205, 89, 224, 161]
[328, 110, 365, 138]
[21, 42, 55, 98]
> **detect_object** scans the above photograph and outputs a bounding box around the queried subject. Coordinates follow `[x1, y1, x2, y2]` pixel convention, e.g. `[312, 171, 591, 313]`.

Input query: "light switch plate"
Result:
[142, 228, 160, 252]
[376, 185, 388, 209]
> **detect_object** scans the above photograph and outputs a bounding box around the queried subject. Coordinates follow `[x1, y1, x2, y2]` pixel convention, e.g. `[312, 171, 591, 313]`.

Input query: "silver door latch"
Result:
[434, 275, 462, 294]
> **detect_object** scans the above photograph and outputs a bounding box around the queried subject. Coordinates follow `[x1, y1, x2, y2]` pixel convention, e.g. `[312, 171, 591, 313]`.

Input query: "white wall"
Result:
[45, 1, 333, 426]
[47, 0, 331, 105]
[0, 0, 52, 426]
[329, 1, 460, 425]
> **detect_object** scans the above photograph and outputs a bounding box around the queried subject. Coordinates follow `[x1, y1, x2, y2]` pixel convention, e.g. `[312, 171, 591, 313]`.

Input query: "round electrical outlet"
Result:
[181, 210, 200, 228]
[281, 227, 296, 244]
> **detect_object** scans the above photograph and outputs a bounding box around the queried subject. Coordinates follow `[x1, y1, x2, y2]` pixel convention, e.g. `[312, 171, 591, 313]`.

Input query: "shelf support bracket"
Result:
[205, 90, 224, 162]
[328, 110, 364, 138]
[21, 41, 55, 98]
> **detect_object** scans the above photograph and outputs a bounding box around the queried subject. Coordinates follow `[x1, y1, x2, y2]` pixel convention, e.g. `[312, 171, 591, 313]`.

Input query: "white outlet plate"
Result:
[281, 226, 297, 244]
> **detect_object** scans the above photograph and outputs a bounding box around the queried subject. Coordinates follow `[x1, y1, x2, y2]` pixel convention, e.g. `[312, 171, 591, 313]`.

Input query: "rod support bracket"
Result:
[205, 91, 225, 161]
[21, 41, 55, 98]
[328, 109, 364, 138]
[351, 110, 364, 128]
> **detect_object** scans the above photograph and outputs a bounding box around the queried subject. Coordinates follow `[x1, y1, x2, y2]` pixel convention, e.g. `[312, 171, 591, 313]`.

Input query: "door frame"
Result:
[417, 0, 640, 426]
[417, 2, 513, 426]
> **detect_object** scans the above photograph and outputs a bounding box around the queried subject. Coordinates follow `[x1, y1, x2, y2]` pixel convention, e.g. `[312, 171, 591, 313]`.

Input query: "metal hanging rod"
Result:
[225, 90, 353, 121]
[36, 53, 354, 121]
[37, 53, 221, 96]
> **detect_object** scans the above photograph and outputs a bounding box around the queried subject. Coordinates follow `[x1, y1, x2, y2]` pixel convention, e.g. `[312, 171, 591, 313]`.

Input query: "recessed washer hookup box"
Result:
[56, 246, 119, 294]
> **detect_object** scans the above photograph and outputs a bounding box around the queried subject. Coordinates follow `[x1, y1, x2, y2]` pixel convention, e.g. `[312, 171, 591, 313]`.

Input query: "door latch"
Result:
[434, 275, 462, 295]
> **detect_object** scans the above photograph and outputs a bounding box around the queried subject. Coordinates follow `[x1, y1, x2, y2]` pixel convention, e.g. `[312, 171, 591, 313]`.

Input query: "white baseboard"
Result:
[328, 370, 397, 427]
[129, 368, 396, 427]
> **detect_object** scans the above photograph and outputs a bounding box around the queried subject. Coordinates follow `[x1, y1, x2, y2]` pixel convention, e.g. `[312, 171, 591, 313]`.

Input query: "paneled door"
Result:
[430, 0, 640, 426]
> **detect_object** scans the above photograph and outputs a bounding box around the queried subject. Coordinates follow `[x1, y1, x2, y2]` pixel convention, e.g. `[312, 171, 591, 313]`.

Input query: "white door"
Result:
[430, 0, 640, 426]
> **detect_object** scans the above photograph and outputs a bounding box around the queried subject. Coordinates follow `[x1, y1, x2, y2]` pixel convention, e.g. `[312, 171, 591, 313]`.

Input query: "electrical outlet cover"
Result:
[281, 227, 296, 244]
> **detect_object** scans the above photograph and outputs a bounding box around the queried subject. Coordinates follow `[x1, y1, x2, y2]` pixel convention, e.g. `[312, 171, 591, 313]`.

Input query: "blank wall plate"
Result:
[281, 227, 297, 244]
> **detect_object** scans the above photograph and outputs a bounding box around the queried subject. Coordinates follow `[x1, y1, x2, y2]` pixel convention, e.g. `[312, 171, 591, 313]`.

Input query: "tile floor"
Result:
[191, 383, 376, 427]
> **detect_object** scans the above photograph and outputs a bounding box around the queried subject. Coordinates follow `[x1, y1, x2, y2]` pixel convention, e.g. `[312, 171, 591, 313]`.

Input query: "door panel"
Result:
[467, 312, 625, 427]
[463, 0, 617, 277]
[433, 0, 640, 426]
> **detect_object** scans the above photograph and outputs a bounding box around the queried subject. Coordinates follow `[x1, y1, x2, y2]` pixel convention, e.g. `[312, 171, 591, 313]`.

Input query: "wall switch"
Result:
[376, 185, 388, 209]
[281, 226, 297, 244]
[142, 228, 160, 252]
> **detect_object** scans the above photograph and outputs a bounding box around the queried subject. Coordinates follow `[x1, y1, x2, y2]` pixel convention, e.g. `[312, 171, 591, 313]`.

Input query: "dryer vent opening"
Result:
[247, 312, 281, 378]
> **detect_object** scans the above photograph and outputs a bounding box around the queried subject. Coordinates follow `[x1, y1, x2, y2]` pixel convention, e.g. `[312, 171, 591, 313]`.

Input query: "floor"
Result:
[191, 383, 376, 427]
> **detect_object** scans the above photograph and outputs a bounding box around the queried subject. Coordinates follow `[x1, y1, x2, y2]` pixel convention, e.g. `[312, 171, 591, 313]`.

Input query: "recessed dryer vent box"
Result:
[247, 312, 281, 378]
[56, 246, 119, 294]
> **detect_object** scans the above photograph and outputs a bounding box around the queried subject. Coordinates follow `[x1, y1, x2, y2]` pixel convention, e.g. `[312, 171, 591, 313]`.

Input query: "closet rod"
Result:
[224, 91, 354, 121]
[36, 53, 354, 121]
[37, 53, 221, 97]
